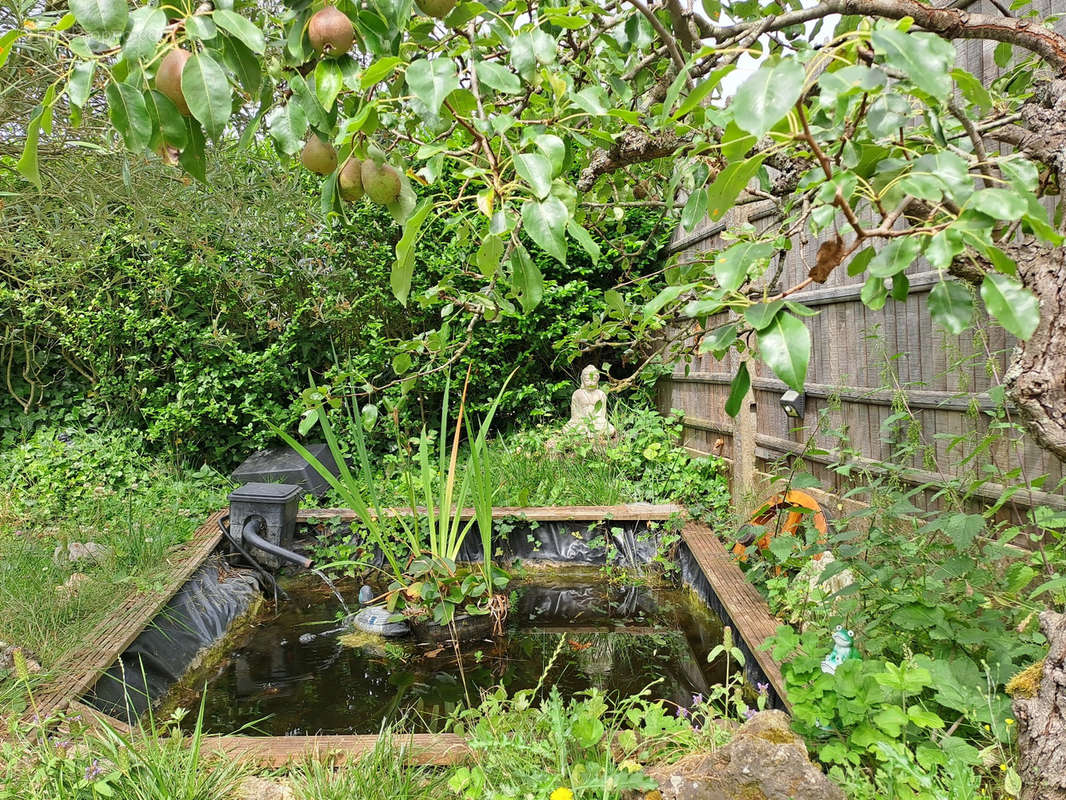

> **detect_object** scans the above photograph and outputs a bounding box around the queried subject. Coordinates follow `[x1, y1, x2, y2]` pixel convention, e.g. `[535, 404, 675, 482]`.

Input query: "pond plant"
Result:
[276, 368, 514, 638]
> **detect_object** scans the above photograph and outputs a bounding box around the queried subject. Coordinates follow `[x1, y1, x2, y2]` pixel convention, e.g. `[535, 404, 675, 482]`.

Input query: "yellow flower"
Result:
[1000, 764, 1007, 772]
[550, 789, 575, 800]
[1006, 718, 1015, 726]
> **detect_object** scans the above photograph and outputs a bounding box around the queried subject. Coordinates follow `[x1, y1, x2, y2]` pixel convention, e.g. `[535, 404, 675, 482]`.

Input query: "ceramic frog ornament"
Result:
[821, 625, 860, 675]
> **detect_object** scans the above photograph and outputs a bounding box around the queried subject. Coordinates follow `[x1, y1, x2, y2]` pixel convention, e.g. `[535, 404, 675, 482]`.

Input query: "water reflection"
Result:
[166, 567, 730, 736]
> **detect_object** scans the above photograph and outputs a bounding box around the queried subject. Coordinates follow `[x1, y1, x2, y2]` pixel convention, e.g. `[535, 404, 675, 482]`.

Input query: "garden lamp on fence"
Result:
[780, 390, 805, 419]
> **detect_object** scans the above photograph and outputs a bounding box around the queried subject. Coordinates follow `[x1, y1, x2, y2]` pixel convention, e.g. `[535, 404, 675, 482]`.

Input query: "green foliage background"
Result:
[1, 150, 670, 465]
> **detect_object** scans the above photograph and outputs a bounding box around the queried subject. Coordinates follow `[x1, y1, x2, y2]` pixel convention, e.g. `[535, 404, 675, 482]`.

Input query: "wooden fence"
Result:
[657, 2, 1066, 519]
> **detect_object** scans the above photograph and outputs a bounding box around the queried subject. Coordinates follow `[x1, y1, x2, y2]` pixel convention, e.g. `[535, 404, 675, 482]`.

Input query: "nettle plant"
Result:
[8, 0, 1066, 462]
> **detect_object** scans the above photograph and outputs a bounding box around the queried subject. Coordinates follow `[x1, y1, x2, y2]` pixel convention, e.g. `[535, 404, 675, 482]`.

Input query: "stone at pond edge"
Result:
[638, 710, 845, 800]
[236, 776, 294, 800]
[52, 541, 111, 566]
[0, 642, 42, 675]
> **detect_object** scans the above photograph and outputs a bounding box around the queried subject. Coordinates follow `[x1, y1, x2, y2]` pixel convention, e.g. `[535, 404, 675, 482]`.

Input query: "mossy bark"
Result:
[1013, 611, 1066, 800]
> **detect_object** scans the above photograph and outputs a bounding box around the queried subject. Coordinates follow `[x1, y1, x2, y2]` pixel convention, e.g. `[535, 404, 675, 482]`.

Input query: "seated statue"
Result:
[562, 365, 616, 439]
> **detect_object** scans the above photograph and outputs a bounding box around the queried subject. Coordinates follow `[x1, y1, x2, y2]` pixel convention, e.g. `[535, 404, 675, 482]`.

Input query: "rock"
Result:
[641, 710, 844, 800]
[56, 572, 90, 602]
[0, 642, 42, 675]
[53, 541, 111, 566]
[236, 776, 294, 800]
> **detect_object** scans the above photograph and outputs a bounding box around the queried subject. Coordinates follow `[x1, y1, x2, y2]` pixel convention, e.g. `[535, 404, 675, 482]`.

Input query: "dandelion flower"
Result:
[550, 788, 574, 800]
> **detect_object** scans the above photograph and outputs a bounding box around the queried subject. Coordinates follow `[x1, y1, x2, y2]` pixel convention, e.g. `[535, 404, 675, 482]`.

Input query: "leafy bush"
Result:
[3, 150, 668, 468]
[449, 669, 729, 800]
[735, 469, 1052, 799]
[0, 426, 228, 522]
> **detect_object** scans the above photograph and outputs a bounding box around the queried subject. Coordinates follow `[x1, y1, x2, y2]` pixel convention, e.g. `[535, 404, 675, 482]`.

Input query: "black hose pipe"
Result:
[218, 516, 289, 602]
[241, 516, 313, 569]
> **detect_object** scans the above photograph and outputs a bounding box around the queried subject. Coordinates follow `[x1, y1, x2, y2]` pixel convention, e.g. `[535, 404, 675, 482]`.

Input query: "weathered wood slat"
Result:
[66, 700, 133, 735]
[25, 511, 225, 724]
[298, 504, 684, 523]
[669, 374, 997, 413]
[201, 733, 469, 766]
[679, 522, 789, 711]
[752, 433, 1066, 510]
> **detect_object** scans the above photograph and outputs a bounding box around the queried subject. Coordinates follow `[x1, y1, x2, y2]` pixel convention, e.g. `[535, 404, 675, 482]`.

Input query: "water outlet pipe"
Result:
[237, 515, 312, 569]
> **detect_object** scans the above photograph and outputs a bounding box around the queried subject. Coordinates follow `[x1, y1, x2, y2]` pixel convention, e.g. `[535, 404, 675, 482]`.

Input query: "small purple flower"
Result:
[691, 693, 703, 707]
[84, 759, 104, 781]
[744, 709, 757, 720]
[676, 706, 690, 719]
[756, 682, 769, 695]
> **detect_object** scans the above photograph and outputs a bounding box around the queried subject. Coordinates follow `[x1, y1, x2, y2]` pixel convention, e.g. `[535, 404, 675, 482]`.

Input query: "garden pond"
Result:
[159, 566, 731, 736]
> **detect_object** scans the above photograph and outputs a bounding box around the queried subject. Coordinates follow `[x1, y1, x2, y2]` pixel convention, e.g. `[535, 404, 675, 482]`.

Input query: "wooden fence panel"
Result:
[657, 2, 1066, 516]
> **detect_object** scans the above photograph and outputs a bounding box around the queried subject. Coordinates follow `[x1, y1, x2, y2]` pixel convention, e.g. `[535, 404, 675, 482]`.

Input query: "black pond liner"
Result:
[83, 558, 260, 724]
[81, 518, 783, 726]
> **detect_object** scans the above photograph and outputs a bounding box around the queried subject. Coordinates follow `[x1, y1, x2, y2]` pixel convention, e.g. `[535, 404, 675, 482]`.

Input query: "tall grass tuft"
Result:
[286, 731, 446, 800]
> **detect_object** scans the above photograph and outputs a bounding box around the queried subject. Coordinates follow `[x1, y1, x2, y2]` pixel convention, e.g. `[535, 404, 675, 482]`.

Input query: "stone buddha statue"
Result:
[563, 365, 616, 439]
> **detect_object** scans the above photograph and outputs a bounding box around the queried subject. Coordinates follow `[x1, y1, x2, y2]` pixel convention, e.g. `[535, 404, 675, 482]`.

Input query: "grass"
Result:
[0, 431, 228, 673]
[286, 736, 447, 800]
[0, 699, 248, 800]
[481, 429, 631, 506]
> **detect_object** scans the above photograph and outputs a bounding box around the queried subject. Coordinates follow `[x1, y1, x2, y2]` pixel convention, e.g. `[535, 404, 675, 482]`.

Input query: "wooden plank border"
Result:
[679, 521, 789, 711]
[298, 503, 685, 523]
[201, 733, 469, 766]
[25, 510, 225, 725]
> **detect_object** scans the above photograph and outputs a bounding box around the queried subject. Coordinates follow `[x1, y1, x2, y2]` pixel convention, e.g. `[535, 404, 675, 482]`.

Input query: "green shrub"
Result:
[0, 426, 227, 521]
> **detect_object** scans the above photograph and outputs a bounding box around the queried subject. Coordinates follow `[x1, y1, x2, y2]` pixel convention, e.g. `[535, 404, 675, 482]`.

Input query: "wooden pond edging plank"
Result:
[679, 521, 790, 711]
[201, 733, 470, 766]
[297, 503, 684, 524]
[24, 510, 226, 726]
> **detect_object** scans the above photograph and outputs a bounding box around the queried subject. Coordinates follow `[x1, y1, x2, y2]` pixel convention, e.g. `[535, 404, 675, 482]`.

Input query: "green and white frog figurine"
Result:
[821, 625, 859, 675]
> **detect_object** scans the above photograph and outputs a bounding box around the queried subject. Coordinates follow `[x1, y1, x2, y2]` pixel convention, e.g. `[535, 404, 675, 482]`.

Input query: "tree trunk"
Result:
[1002, 245, 1066, 464]
[1014, 611, 1066, 800]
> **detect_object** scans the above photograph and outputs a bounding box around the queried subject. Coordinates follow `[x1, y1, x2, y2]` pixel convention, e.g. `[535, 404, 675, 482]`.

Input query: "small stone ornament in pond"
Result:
[562, 365, 616, 439]
[358, 584, 374, 605]
[821, 625, 860, 675]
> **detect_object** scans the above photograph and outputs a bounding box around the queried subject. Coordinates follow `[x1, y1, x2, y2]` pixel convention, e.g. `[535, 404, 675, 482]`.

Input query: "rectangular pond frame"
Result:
[26, 504, 788, 766]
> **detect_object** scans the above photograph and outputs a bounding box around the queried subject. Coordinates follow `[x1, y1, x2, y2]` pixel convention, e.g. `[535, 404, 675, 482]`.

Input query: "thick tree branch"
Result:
[1001, 244, 1066, 464]
[985, 79, 1066, 175]
[623, 0, 689, 80]
[578, 128, 683, 191]
[692, 0, 1066, 74]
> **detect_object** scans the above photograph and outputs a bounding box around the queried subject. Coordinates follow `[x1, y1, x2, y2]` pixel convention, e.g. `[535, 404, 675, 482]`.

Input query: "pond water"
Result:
[163, 566, 730, 735]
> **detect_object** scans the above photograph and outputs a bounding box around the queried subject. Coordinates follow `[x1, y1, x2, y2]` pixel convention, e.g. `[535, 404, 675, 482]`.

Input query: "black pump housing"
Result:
[228, 483, 302, 569]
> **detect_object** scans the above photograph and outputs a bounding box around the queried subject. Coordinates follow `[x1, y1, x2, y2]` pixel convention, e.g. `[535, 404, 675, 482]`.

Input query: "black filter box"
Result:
[228, 482, 302, 569]
[230, 443, 339, 498]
